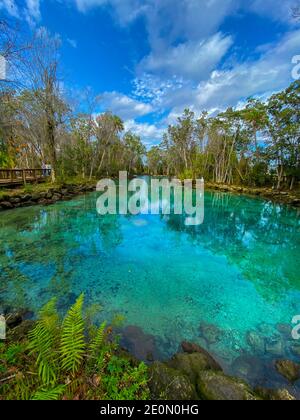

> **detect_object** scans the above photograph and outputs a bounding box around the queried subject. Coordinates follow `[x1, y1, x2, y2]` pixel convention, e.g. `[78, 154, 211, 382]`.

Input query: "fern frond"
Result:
[60, 293, 85, 374]
[32, 385, 66, 401]
[28, 298, 59, 385]
[90, 321, 106, 357]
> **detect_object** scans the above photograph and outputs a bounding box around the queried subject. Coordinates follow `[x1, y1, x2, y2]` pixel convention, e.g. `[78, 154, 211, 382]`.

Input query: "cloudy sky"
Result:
[1, 0, 300, 146]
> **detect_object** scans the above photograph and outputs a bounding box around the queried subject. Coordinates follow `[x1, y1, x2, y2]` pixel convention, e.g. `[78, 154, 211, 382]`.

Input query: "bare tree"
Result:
[27, 28, 68, 182]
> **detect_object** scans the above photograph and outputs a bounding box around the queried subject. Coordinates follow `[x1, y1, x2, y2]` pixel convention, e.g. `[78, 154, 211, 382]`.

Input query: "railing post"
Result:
[22, 170, 26, 185]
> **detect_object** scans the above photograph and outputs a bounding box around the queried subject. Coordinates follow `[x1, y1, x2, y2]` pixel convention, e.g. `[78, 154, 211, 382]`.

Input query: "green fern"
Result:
[60, 293, 85, 374]
[28, 298, 59, 385]
[32, 385, 66, 401]
[90, 321, 106, 358]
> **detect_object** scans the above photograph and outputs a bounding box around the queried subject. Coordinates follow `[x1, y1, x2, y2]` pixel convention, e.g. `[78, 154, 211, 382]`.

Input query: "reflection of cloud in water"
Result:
[132, 218, 149, 227]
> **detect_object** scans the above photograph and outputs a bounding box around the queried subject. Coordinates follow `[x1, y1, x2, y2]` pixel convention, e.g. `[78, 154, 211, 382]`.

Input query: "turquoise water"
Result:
[1, 183, 300, 389]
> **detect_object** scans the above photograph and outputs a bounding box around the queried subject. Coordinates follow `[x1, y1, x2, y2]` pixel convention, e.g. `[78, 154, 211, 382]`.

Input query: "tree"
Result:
[28, 28, 68, 182]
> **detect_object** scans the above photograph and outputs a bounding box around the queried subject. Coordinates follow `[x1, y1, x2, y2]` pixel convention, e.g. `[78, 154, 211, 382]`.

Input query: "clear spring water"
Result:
[1, 182, 300, 390]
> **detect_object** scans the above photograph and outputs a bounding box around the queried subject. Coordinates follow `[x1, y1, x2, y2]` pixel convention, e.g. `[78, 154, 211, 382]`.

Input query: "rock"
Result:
[276, 323, 292, 338]
[275, 360, 300, 383]
[149, 362, 198, 400]
[45, 192, 53, 199]
[167, 353, 219, 384]
[181, 341, 222, 371]
[231, 356, 265, 382]
[257, 323, 275, 336]
[52, 194, 62, 202]
[6, 312, 23, 329]
[265, 338, 284, 356]
[255, 387, 296, 401]
[246, 331, 265, 354]
[290, 343, 300, 358]
[197, 371, 259, 400]
[31, 193, 42, 201]
[0, 201, 13, 209]
[292, 199, 300, 207]
[9, 197, 21, 204]
[38, 199, 48, 205]
[199, 322, 223, 345]
[7, 320, 35, 342]
[20, 194, 32, 202]
[121, 325, 160, 362]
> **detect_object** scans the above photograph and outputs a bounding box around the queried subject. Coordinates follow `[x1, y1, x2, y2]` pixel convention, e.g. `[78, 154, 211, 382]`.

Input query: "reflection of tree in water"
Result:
[165, 191, 300, 302]
[0, 194, 123, 312]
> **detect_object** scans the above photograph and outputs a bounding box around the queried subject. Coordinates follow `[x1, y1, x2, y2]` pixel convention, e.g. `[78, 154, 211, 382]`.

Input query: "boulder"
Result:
[7, 320, 35, 342]
[197, 371, 259, 401]
[149, 362, 198, 400]
[6, 312, 23, 329]
[290, 343, 300, 358]
[167, 353, 219, 384]
[265, 337, 284, 356]
[0, 201, 13, 209]
[255, 387, 296, 401]
[199, 322, 223, 345]
[276, 323, 292, 338]
[121, 325, 160, 362]
[246, 331, 265, 354]
[181, 341, 222, 371]
[275, 360, 300, 383]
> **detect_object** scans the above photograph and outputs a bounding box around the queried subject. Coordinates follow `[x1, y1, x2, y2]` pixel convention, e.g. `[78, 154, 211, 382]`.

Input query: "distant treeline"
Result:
[0, 20, 299, 189]
[147, 81, 300, 190]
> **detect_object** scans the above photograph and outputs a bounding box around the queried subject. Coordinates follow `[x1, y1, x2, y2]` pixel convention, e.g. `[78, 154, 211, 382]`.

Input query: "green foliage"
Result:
[60, 294, 85, 374]
[32, 385, 66, 401]
[103, 357, 149, 400]
[28, 298, 59, 385]
[0, 295, 150, 401]
[90, 321, 107, 360]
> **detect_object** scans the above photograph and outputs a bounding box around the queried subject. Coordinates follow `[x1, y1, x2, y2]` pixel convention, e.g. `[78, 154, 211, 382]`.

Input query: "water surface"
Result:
[1, 184, 300, 390]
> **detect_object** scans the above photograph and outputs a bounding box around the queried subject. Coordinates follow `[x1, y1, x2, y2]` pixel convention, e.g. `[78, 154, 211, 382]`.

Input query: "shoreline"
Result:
[204, 182, 300, 209]
[2, 313, 299, 400]
[1, 179, 300, 212]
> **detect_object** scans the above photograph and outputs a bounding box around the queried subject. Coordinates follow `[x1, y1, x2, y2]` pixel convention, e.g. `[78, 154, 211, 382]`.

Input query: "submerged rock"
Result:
[231, 355, 265, 382]
[197, 370, 259, 400]
[265, 337, 284, 356]
[121, 325, 160, 362]
[276, 323, 292, 338]
[246, 331, 265, 354]
[181, 341, 222, 371]
[149, 362, 198, 400]
[255, 387, 296, 401]
[275, 360, 300, 383]
[290, 343, 300, 359]
[199, 322, 223, 345]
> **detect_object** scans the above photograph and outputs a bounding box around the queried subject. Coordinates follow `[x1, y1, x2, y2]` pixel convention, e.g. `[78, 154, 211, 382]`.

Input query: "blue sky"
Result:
[0, 0, 300, 147]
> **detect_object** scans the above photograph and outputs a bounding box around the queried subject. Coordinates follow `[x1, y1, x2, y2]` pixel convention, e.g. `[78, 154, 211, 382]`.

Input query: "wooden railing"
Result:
[0, 169, 51, 186]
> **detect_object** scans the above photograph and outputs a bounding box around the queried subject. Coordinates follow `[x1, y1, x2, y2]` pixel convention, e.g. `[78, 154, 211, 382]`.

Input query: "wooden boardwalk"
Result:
[0, 169, 50, 187]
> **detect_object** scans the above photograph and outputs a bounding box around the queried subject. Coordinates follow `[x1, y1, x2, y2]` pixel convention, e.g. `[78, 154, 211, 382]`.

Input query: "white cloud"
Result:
[124, 119, 165, 147]
[139, 33, 233, 82]
[67, 38, 77, 48]
[0, 0, 41, 23]
[100, 91, 153, 120]
[249, 0, 298, 23]
[0, 0, 20, 17]
[26, 0, 41, 21]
